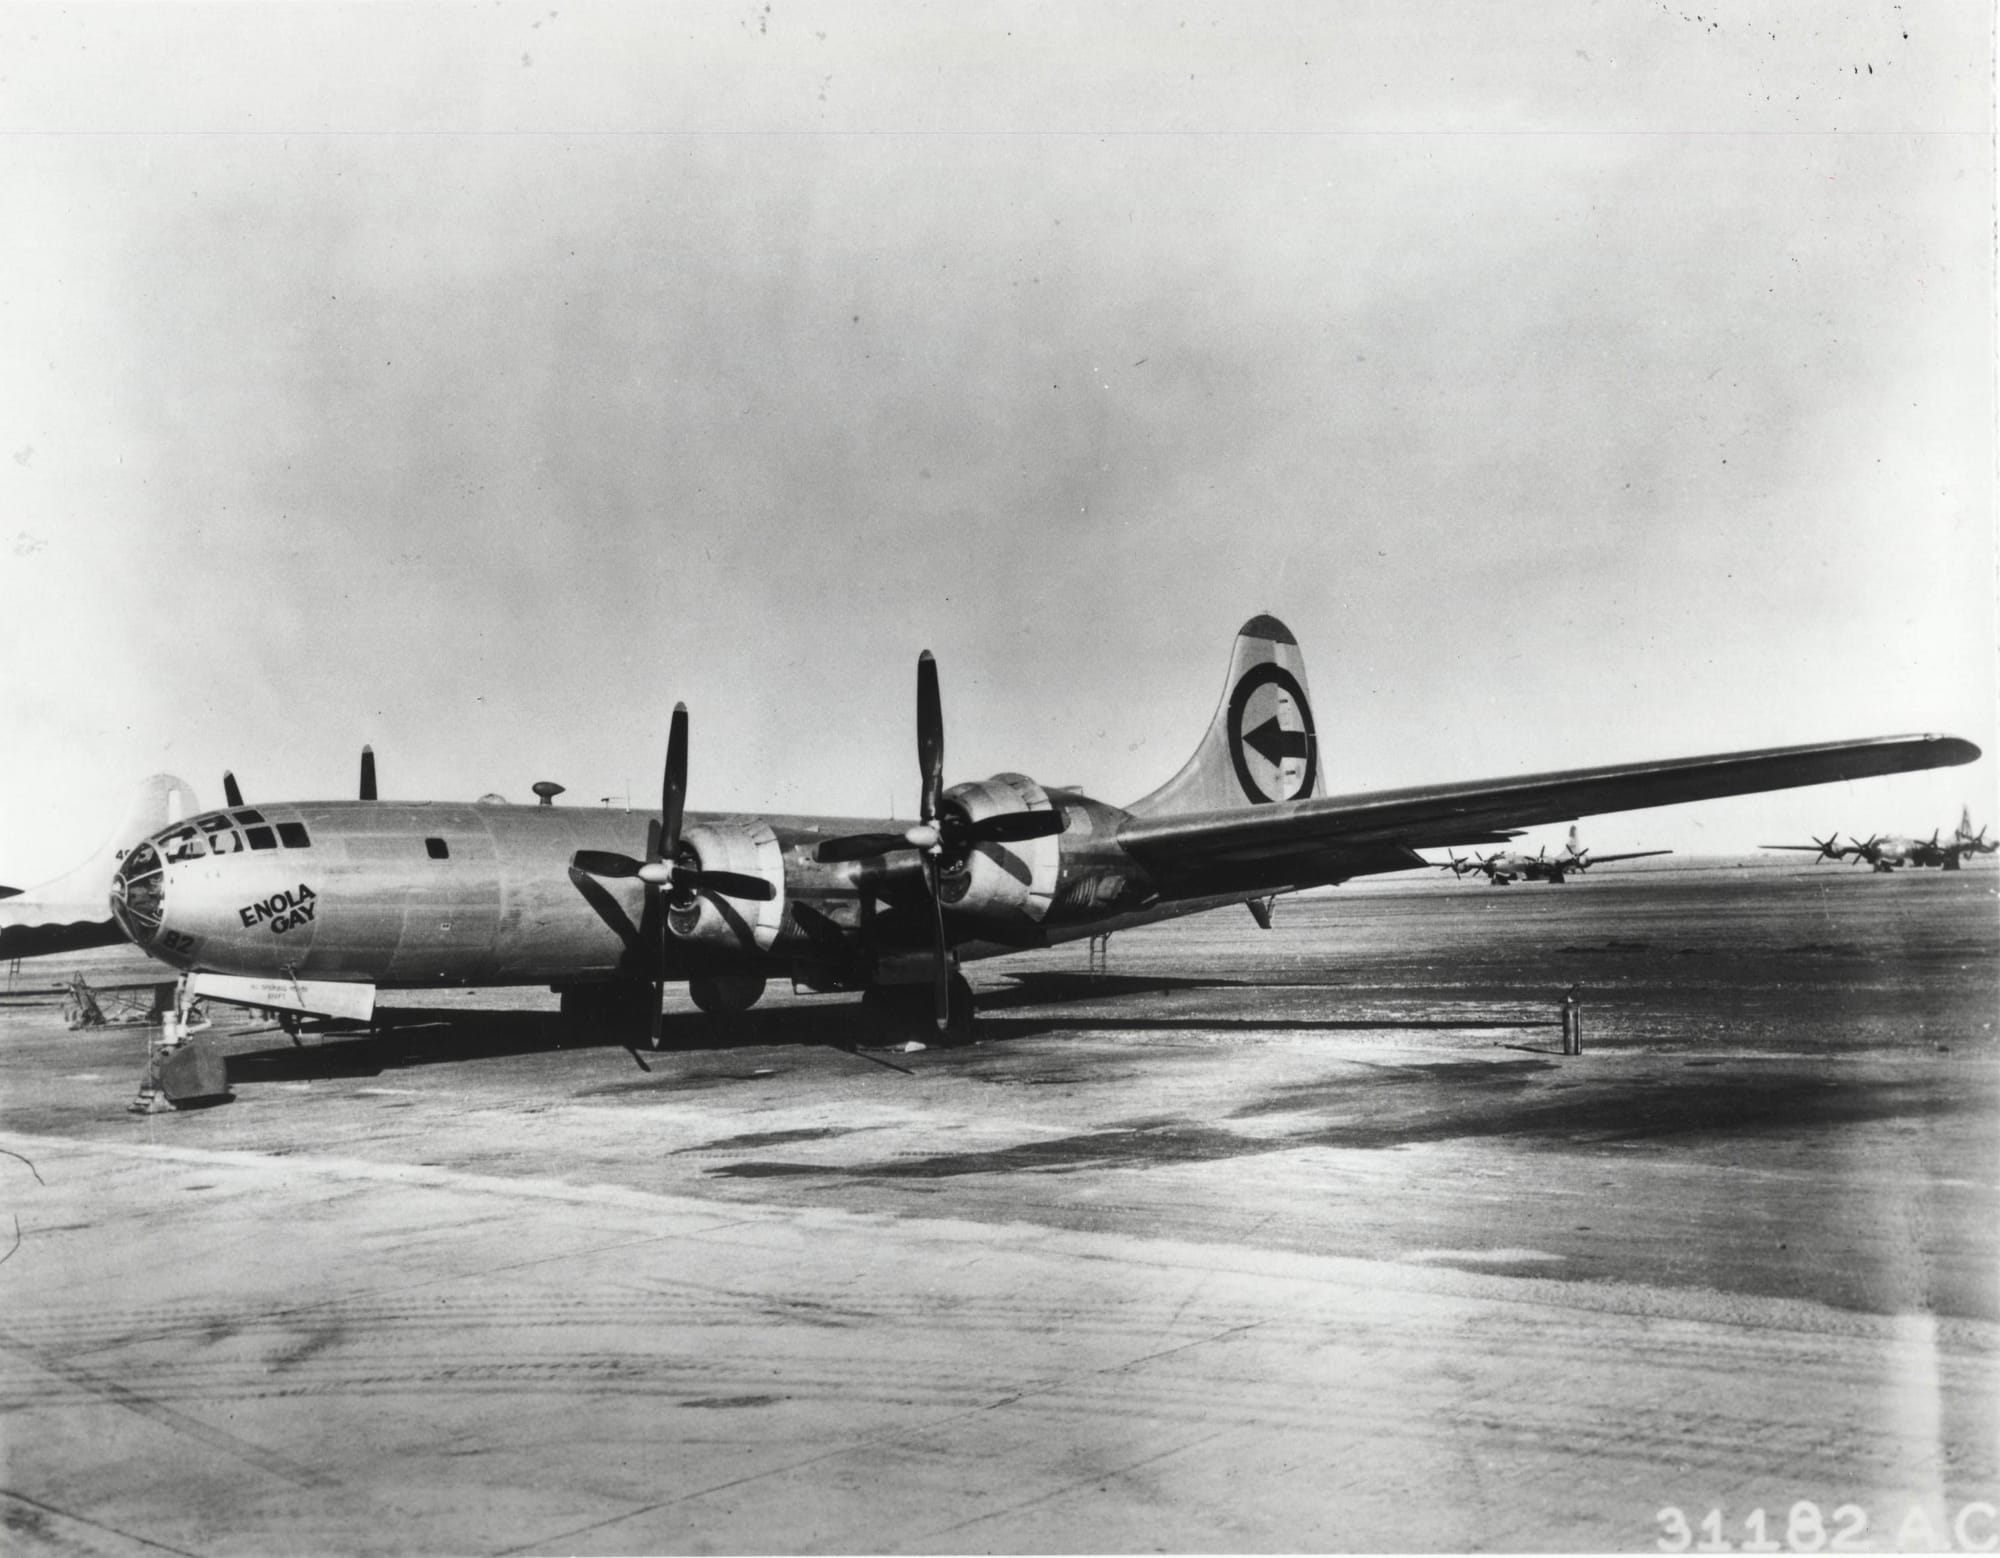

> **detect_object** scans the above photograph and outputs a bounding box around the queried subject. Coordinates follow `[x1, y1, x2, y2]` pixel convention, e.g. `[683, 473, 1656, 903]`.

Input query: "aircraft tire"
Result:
[943, 971, 976, 1045]
[689, 974, 767, 1014]
[557, 982, 655, 1041]
[861, 973, 976, 1046]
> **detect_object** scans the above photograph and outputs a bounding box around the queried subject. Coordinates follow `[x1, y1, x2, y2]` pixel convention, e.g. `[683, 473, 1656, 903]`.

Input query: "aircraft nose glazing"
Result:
[110, 840, 166, 948]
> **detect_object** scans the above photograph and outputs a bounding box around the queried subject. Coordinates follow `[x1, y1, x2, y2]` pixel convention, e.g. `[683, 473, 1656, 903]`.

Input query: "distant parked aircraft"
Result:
[1763, 807, 1998, 872]
[1439, 827, 1670, 885]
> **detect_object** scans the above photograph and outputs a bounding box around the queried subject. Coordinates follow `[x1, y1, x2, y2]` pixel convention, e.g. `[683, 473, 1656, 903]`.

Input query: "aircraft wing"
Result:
[1116, 734, 1979, 885]
[1580, 849, 1674, 867]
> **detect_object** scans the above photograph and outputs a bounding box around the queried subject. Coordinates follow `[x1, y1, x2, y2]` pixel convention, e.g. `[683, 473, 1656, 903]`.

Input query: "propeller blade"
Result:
[223, 771, 244, 809]
[916, 650, 943, 825]
[663, 703, 688, 863]
[565, 864, 644, 955]
[815, 833, 913, 864]
[572, 849, 645, 879]
[923, 851, 949, 1028]
[359, 745, 377, 801]
[688, 868, 777, 902]
[966, 806, 1067, 845]
[637, 854, 664, 1048]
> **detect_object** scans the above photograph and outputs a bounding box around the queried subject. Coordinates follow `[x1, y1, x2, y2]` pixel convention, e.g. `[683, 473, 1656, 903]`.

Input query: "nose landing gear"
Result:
[128, 977, 229, 1113]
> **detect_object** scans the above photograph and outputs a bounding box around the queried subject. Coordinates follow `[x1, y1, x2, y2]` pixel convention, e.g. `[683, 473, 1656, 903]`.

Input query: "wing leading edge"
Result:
[1115, 733, 1980, 882]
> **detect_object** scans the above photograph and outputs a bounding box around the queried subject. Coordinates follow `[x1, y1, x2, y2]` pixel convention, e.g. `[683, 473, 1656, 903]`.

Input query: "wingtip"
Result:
[1921, 734, 1983, 766]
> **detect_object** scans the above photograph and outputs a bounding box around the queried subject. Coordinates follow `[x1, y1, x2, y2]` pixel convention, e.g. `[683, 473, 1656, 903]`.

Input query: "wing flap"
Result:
[1116, 734, 1979, 876]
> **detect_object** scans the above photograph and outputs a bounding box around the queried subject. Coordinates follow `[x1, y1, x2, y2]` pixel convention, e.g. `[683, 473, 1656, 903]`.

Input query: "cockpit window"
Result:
[245, 825, 277, 850]
[232, 808, 266, 826]
[159, 826, 205, 862]
[197, 813, 242, 854]
[277, 821, 311, 849]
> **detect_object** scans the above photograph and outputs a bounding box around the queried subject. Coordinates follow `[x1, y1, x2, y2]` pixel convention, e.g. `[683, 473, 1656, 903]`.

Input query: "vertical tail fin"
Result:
[1129, 615, 1324, 817]
[0, 773, 198, 945]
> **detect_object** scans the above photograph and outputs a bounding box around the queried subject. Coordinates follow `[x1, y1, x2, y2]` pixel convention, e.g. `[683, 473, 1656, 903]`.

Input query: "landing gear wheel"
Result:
[941, 971, 976, 1047]
[861, 973, 977, 1047]
[688, 974, 767, 1014]
[558, 982, 657, 1044]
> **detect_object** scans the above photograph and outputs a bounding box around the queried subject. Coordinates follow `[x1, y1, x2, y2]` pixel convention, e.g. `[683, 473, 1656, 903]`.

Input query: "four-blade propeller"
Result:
[568, 704, 775, 1048]
[813, 651, 1064, 1028]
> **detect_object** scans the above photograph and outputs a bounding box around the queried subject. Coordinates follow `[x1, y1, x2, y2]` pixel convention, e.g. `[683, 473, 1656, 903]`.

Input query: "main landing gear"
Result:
[557, 975, 771, 1047]
[557, 969, 977, 1051]
[688, 975, 766, 1015]
[862, 971, 976, 1047]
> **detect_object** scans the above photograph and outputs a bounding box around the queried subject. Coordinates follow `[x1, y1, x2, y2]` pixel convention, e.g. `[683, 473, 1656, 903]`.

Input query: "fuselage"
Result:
[108, 794, 1252, 993]
[1467, 850, 1578, 884]
[1852, 835, 1925, 869]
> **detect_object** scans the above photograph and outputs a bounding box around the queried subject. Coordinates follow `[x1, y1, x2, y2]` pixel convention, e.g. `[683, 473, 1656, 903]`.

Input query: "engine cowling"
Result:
[936, 773, 1062, 943]
[666, 818, 787, 954]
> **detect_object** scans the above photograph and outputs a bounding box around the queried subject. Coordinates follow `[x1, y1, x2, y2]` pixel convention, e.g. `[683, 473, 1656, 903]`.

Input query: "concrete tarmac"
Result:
[1, 866, 1995, 1553]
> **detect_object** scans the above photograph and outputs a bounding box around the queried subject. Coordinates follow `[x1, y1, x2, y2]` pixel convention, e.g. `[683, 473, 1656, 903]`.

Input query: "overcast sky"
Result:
[1, 2, 1992, 881]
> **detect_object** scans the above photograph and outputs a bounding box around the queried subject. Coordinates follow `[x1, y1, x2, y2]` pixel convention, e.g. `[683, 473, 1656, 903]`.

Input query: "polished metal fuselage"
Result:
[120, 796, 1255, 991]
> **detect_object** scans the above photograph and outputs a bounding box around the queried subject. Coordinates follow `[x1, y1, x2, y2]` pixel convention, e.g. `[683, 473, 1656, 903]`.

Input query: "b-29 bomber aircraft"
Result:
[1764, 809, 1998, 872]
[1437, 826, 1671, 885]
[102, 617, 1978, 1047]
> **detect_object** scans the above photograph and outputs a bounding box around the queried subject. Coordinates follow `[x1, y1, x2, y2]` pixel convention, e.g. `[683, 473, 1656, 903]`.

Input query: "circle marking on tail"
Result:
[1227, 664, 1317, 803]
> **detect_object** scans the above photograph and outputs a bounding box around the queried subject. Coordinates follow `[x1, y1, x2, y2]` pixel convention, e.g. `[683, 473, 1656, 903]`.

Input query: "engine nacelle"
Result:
[936, 773, 1062, 943]
[666, 818, 787, 955]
